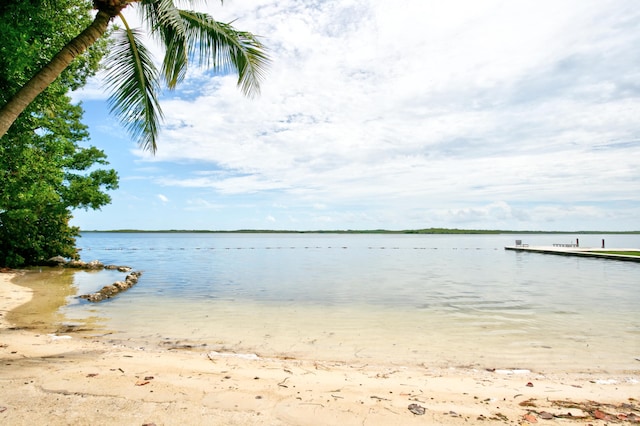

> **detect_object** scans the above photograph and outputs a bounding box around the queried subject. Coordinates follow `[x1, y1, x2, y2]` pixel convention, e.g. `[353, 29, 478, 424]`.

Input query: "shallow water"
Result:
[11, 233, 640, 373]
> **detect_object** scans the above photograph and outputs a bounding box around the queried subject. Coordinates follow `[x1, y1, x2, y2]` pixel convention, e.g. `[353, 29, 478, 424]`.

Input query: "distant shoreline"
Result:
[80, 228, 640, 234]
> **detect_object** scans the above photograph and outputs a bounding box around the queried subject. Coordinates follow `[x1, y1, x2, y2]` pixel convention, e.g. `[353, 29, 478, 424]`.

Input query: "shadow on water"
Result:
[7, 268, 110, 334]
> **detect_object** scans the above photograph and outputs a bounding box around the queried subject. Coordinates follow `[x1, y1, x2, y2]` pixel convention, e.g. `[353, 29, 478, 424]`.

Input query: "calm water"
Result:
[13, 233, 640, 373]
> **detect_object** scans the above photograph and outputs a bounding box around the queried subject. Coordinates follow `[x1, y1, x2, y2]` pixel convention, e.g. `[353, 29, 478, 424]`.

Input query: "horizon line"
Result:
[79, 228, 640, 234]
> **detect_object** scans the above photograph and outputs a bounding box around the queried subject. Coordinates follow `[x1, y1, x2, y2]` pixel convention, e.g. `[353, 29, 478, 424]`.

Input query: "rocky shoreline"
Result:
[46, 256, 142, 302]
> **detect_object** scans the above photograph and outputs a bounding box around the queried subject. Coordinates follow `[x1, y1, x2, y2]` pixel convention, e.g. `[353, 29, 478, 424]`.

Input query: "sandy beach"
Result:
[1, 271, 639, 425]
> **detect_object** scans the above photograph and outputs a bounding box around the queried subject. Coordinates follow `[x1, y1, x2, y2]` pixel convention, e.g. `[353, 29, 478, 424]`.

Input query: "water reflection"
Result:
[8, 268, 116, 334]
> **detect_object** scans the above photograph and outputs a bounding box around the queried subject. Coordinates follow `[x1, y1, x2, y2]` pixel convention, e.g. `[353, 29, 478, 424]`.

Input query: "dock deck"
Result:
[504, 245, 640, 262]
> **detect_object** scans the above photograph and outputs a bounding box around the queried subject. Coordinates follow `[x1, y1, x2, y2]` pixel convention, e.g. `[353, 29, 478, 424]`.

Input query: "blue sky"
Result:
[71, 0, 640, 231]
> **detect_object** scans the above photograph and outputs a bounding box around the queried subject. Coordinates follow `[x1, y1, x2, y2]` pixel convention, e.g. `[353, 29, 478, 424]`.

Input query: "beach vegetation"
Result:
[0, 0, 270, 153]
[0, 0, 118, 267]
[0, 0, 269, 266]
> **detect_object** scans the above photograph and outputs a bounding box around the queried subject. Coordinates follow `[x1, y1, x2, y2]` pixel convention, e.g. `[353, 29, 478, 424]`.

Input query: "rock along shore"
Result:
[46, 256, 142, 302]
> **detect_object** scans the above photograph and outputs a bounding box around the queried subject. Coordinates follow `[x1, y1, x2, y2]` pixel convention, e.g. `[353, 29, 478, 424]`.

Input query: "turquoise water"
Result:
[33, 233, 640, 372]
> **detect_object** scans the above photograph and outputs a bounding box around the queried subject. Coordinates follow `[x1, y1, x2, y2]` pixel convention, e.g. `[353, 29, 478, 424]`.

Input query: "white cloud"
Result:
[184, 198, 224, 211]
[157, 194, 169, 203]
[74, 0, 640, 230]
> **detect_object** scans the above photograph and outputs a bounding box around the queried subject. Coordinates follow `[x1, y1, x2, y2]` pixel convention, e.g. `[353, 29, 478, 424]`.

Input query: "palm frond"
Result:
[174, 0, 221, 7]
[103, 17, 163, 153]
[178, 10, 270, 97]
[140, 0, 189, 88]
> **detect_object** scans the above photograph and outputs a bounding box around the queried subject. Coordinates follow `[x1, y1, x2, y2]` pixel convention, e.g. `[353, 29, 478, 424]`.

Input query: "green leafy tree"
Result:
[0, 102, 119, 267]
[0, 0, 270, 152]
[0, 0, 118, 267]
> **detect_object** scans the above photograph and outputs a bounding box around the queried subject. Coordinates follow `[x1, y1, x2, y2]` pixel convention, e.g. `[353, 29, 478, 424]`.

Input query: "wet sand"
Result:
[1, 271, 639, 425]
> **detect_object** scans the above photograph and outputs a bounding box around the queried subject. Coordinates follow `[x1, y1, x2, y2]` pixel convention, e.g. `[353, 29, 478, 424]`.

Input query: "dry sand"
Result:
[1, 271, 639, 425]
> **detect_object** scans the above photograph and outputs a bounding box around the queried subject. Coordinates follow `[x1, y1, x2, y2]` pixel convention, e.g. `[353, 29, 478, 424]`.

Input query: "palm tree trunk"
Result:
[0, 10, 112, 138]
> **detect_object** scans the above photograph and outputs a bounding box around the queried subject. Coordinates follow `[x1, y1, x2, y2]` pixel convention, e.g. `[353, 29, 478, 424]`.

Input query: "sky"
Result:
[70, 0, 640, 231]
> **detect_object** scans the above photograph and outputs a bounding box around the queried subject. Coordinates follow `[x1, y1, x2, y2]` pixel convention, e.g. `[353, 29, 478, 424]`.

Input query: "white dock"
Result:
[504, 245, 640, 262]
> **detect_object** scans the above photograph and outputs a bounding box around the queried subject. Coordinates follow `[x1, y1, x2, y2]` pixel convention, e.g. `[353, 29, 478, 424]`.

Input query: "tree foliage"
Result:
[0, 0, 118, 267]
[0, 0, 270, 152]
[0, 0, 268, 265]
